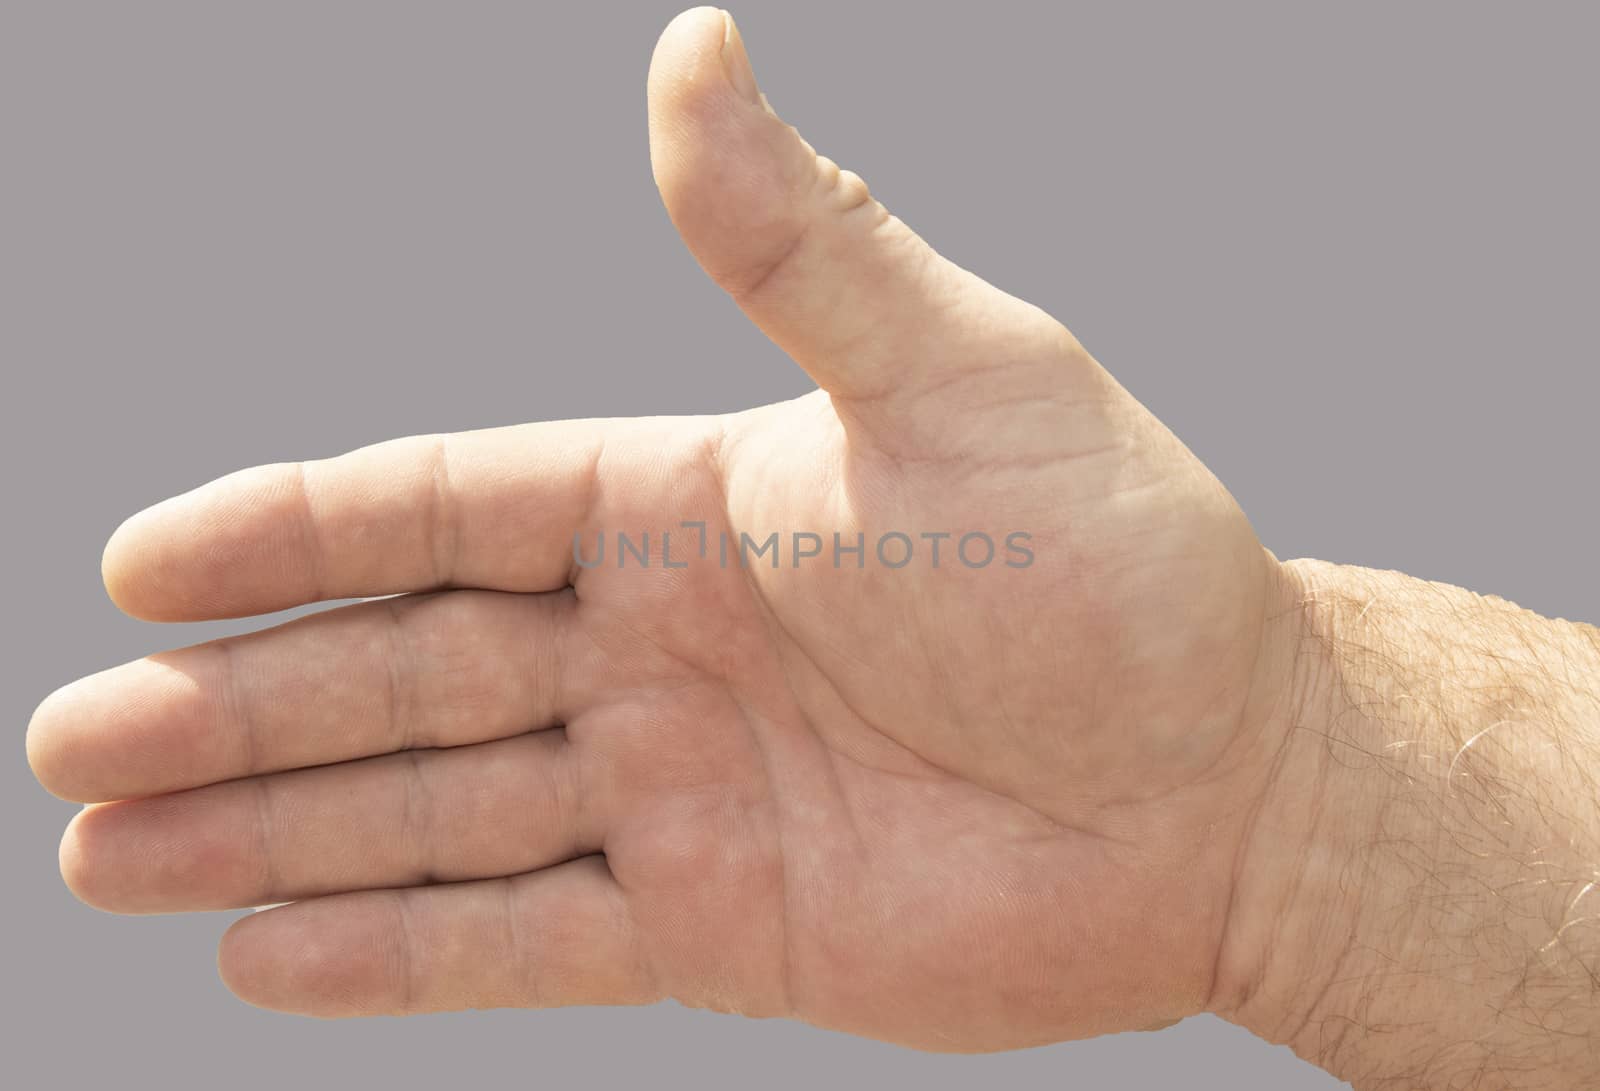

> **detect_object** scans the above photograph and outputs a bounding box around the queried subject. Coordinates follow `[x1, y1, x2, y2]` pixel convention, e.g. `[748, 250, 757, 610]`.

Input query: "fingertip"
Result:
[647, 7, 747, 159]
[57, 792, 260, 915]
[58, 805, 110, 910]
[25, 686, 61, 796]
[96, 468, 283, 623]
[651, 7, 728, 79]
[218, 911, 325, 1017]
[217, 911, 269, 1009]
[27, 682, 94, 803]
[56, 803, 137, 913]
[649, 7, 809, 296]
[217, 901, 376, 1018]
[102, 498, 209, 622]
[100, 510, 144, 618]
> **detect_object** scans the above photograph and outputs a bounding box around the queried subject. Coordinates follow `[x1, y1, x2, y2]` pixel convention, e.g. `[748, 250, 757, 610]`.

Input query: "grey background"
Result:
[3, 1, 1595, 1087]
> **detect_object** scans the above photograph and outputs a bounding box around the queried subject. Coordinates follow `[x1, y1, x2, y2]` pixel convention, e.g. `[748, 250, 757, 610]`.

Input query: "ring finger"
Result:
[59, 726, 610, 913]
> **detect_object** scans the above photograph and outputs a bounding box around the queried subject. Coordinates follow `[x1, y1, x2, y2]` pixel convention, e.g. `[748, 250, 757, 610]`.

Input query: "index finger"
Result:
[102, 417, 637, 621]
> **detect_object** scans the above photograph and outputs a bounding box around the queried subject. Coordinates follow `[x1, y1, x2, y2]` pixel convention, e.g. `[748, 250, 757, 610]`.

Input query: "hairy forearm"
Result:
[1218, 558, 1600, 1089]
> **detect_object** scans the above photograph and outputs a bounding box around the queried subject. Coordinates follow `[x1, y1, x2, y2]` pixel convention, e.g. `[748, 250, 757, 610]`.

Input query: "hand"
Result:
[28, 7, 1299, 1051]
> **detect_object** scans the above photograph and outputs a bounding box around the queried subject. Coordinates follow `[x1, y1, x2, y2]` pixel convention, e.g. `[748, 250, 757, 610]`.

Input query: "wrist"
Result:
[1204, 557, 1368, 1054]
[1212, 558, 1600, 1088]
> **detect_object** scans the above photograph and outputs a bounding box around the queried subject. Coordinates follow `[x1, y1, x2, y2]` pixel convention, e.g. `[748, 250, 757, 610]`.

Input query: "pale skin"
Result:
[24, 9, 1600, 1089]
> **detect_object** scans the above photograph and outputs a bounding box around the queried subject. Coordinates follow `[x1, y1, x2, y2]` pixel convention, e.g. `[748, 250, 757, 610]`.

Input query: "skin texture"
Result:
[1224, 563, 1600, 1088]
[25, 9, 1600, 1088]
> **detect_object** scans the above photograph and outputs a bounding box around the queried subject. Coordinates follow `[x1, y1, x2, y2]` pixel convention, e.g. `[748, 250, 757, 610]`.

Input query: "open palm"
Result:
[28, 8, 1298, 1051]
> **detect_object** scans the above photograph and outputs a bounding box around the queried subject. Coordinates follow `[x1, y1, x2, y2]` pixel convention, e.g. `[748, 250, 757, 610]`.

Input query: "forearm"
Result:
[1218, 558, 1600, 1089]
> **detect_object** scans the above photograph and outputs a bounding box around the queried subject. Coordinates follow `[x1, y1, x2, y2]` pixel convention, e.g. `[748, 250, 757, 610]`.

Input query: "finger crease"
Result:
[501, 877, 529, 1002]
[252, 776, 278, 903]
[729, 218, 812, 304]
[401, 749, 437, 884]
[567, 435, 608, 591]
[389, 890, 420, 1014]
[290, 460, 327, 604]
[425, 435, 458, 588]
[382, 597, 415, 752]
[216, 639, 260, 777]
